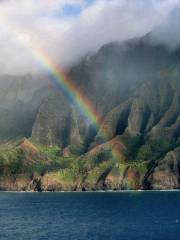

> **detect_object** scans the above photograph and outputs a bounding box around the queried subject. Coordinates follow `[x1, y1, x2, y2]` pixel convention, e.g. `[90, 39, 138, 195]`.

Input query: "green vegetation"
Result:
[0, 133, 178, 191]
[123, 135, 143, 160]
[137, 138, 173, 161]
[37, 145, 62, 160]
[0, 148, 23, 175]
[69, 142, 86, 156]
[88, 150, 112, 168]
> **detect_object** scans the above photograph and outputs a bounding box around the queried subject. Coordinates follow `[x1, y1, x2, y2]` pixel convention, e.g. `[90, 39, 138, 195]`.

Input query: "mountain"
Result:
[0, 37, 179, 191]
[0, 75, 51, 140]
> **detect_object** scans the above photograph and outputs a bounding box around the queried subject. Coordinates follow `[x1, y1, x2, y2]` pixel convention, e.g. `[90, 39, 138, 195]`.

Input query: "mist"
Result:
[0, 0, 180, 75]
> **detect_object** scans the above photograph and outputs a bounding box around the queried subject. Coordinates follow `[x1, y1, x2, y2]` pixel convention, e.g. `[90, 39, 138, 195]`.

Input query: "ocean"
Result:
[0, 191, 180, 240]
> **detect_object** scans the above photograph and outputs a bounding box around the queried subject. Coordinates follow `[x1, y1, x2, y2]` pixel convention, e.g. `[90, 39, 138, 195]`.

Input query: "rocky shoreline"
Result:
[1, 173, 180, 192]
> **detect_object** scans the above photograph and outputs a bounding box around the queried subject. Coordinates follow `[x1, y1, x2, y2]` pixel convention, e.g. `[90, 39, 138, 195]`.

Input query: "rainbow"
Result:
[26, 44, 124, 160]
[0, 13, 101, 127]
[32, 47, 102, 127]
[0, 15, 101, 125]
[0, 16, 123, 161]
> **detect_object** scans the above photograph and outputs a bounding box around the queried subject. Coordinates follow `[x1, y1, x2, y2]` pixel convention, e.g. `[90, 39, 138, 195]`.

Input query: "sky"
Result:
[0, 0, 180, 75]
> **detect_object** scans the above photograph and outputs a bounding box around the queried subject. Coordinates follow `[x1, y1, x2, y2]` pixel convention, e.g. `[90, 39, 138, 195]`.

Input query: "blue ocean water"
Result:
[0, 191, 180, 240]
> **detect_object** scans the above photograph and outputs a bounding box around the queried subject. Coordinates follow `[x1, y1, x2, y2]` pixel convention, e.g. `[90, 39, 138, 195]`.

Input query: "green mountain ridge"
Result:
[0, 38, 179, 191]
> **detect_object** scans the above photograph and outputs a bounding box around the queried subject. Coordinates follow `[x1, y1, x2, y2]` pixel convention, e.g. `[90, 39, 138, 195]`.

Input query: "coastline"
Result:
[1, 189, 180, 193]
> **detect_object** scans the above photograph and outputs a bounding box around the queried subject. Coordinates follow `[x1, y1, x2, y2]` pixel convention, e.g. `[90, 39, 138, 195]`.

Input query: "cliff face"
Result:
[0, 37, 180, 191]
[0, 75, 50, 140]
[150, 147, 180, 189]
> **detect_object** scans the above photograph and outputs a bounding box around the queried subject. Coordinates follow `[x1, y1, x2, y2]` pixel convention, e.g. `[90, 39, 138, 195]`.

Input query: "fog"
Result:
[0, 0, 180, 75]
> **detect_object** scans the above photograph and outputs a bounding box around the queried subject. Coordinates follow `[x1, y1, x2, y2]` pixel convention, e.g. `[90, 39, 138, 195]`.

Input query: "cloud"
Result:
[150, 6, 180, 48]
[0, 0, 180, 75]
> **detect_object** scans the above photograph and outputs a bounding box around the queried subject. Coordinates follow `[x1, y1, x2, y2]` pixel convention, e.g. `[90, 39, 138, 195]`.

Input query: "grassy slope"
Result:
[0, 138, 152, 191]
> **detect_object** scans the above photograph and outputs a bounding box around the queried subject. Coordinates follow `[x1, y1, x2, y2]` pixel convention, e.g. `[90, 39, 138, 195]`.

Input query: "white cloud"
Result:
[0, 0, 180, 75]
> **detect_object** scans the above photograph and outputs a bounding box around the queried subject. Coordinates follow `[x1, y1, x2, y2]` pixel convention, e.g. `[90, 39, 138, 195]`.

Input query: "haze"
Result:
[0, 0, 180, 75]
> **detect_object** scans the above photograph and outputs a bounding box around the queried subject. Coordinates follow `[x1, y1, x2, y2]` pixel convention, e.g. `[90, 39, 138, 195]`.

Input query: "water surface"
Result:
[0, 191, 180, 240]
